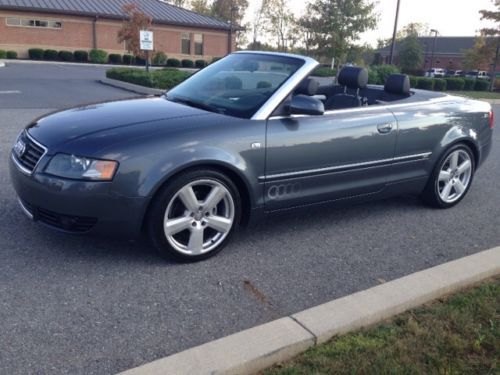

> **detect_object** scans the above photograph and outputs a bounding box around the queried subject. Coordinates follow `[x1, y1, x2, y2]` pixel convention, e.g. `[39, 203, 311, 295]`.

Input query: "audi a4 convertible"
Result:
[10, 52, 494, 261]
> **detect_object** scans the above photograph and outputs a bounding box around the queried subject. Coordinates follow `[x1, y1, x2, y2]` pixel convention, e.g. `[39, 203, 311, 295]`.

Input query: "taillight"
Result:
[489, 110, 494, 129]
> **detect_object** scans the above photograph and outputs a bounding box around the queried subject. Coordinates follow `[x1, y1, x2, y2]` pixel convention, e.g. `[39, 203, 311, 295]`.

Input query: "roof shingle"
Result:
[0, 0, 231, 30]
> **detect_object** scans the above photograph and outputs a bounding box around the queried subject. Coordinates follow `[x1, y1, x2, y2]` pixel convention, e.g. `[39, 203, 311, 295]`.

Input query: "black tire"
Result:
[422, 144, 475, 208]
[147, 169, 241, 262]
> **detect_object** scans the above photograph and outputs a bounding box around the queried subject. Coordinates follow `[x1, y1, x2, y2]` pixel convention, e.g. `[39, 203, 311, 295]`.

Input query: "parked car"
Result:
[465, 70, 490, 80]
[425, 68, 445, 78]
[10, 52, 494, 261]
[445, 70, 463, 77]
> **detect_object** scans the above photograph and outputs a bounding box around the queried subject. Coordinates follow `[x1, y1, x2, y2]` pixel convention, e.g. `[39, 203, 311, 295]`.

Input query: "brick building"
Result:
[378, 36, 479, 71]
[0, 0, 235, 59]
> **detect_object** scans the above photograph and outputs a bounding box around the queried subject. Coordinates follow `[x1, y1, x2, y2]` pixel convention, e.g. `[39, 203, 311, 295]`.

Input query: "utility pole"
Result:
[490, 38, 499, 92]
[429, 29, 438, 70]
[389, 0, 401, 65]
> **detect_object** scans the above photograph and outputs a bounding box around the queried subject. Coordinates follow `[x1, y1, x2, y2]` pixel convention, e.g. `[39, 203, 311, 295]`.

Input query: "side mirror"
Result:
[289, 95, 324, 116]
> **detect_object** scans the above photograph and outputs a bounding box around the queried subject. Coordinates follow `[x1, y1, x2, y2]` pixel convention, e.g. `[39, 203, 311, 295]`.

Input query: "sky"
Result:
[243, 0, 498, 47]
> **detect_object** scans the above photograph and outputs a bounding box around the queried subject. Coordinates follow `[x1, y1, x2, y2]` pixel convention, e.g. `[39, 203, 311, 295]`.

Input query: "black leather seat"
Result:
[326, 67, 368, 110]
[379, 74, 410, 102]
[294, 77, 320, 96]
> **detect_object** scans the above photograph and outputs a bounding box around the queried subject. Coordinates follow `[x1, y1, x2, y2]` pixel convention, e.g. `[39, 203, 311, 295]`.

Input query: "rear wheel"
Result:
[422, 144, 475, 208]
[148, 169, 241, 261]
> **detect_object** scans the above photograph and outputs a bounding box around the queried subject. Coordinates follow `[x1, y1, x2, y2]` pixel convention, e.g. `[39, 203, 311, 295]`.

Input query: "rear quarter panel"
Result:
[387, 95, 492, 186]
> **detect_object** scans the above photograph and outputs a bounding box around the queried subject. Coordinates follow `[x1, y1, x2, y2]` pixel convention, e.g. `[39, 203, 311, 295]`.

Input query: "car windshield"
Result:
[166, 53, 304, 119]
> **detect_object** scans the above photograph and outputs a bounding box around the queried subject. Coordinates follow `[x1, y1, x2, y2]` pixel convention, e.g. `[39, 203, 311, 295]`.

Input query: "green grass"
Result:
[106, 67, 192, 90]
[447, 91, 500, 100]
[265, 279, 499, 375]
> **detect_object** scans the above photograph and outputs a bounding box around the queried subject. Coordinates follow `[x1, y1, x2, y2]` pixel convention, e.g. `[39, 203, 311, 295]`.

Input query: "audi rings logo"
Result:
[267, 183, 301, 200]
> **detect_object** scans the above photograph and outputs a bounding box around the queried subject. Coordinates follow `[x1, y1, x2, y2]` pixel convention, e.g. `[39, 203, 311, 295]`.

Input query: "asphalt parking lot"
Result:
[1, 62, 499, 375]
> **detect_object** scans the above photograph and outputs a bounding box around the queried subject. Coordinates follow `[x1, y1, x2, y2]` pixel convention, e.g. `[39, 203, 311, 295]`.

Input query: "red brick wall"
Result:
[0, 10, 232, 59]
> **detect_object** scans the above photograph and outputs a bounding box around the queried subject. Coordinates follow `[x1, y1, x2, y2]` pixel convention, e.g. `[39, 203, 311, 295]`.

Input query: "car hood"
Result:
[27, 96, 212, 149]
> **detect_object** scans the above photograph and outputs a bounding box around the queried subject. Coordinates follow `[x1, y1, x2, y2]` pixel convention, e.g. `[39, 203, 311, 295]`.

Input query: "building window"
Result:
[181, 33, 191, 55]
[6, 18, 20, 26]
[6, 17, 62, 29]
[194, 33, 203, 55]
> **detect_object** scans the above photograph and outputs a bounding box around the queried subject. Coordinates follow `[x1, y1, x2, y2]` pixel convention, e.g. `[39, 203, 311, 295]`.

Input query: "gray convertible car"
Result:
[10, 52, 494, 261]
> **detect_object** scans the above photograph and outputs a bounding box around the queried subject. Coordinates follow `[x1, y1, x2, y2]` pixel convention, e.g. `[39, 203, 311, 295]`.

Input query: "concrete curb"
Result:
[99, 78, 165, 96]
[119, 246, 500, 375]
[482, 99, 500, 104]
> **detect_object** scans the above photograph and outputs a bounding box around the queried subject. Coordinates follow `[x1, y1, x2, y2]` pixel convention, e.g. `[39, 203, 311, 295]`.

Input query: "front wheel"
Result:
[422, 144, 475, 208]
[147, 169, 241, 261]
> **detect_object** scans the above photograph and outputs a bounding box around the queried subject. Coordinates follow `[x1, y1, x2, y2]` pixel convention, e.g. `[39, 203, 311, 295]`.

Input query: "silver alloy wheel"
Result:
[437, 149, 472, 204]
[163, 179, 235, 256]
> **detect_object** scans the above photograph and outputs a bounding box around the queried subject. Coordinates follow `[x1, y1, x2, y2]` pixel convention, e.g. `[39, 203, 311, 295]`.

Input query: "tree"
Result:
[250, 0, 268, 45]
[263, 0, 296, 51]
[117, 4, 152, 57]
[210, 0, 248, 24]
[162, 0, 190, 7]
[463, 36, 496, 70]
[305, 0, 378, 64]
[190, 0, 211, 15]
[397, 22, 429, 38]
[479, 0, 499, 90]
[398, 34, 423, 72]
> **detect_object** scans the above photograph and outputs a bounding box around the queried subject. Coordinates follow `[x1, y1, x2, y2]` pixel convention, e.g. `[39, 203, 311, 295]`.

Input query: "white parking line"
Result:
[0, 90, 21, 94]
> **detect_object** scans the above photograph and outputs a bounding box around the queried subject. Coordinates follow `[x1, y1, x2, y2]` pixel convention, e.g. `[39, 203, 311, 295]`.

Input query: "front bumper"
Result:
[9, 153, 148, 238]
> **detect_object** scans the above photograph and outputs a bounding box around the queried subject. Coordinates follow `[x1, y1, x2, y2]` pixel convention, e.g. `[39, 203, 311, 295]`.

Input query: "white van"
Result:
[425, 68, 445, 78]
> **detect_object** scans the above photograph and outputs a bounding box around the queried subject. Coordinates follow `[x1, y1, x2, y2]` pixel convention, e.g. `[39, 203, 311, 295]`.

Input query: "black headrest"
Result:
[295, 78, 319, 96]
[338, 67, 368, 89]
[384, 74, 410, 95]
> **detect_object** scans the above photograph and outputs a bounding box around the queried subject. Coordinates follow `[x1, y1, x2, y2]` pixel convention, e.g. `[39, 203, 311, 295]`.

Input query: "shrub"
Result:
[445, 78, 465, 91]
[6, 51, 17, 59]
[152, 51, 167, 66]
[105, 67, 192, 90]
[463, 78, 475, 91]
[74, 50, 88, 62]
[181, 59, 194, 68]
[416, 77, 434, 90]
[28, 48, 44, 60]
[0, 50, 6, 59]
[195, 59, 207, 69]
[106, 68, 156, 87]
[166, 58, 181, 67]
[135, 56, 146, 65]
[211, 57, 222, 64]
[433, 78, 447, 91]
[122, 54, 134, 65]
[474, 79, 490, 91]
[89, 49, 108, 64]
[409, 76, 418, 88]
[58, 50, 73, 61]
[153, 69, 192, 89]
[109, 54, 122, 64]
[313, 67, 337, 77]
[43, 49, 58, 61]
[369, 65, 400, 85]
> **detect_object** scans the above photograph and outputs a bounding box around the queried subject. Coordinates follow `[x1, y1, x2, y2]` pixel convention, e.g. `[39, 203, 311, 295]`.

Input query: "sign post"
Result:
[139, 30, 153, 72]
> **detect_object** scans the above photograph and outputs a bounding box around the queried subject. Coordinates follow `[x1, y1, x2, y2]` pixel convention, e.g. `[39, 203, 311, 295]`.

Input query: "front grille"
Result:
[20, 199, 97, 233]
[13, 131, 46, 173]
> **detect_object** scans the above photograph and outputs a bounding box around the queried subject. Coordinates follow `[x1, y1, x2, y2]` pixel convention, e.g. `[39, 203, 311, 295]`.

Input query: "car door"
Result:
[263, 107, 398, 211]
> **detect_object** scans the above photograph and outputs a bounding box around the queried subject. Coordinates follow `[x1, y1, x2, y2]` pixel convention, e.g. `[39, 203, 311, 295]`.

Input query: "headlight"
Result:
[45, 154, 118, 181]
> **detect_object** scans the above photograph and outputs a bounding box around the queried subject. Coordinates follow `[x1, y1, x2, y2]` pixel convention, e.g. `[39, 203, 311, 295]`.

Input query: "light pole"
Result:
[228, 5, 239, 54]
[389, 0, 401, 65]
[429, 29, 438, 70]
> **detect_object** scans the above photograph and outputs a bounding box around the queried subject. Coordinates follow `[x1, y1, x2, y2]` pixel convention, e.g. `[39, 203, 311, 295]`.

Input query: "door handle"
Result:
[377, 123, 393, 134]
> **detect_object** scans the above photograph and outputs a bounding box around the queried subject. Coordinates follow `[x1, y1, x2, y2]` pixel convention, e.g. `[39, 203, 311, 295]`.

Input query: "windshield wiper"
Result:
[168, 96, 223, 114]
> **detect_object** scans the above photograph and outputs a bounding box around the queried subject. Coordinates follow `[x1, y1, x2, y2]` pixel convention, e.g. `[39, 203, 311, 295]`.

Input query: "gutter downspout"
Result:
[92, 16, 99, 49]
